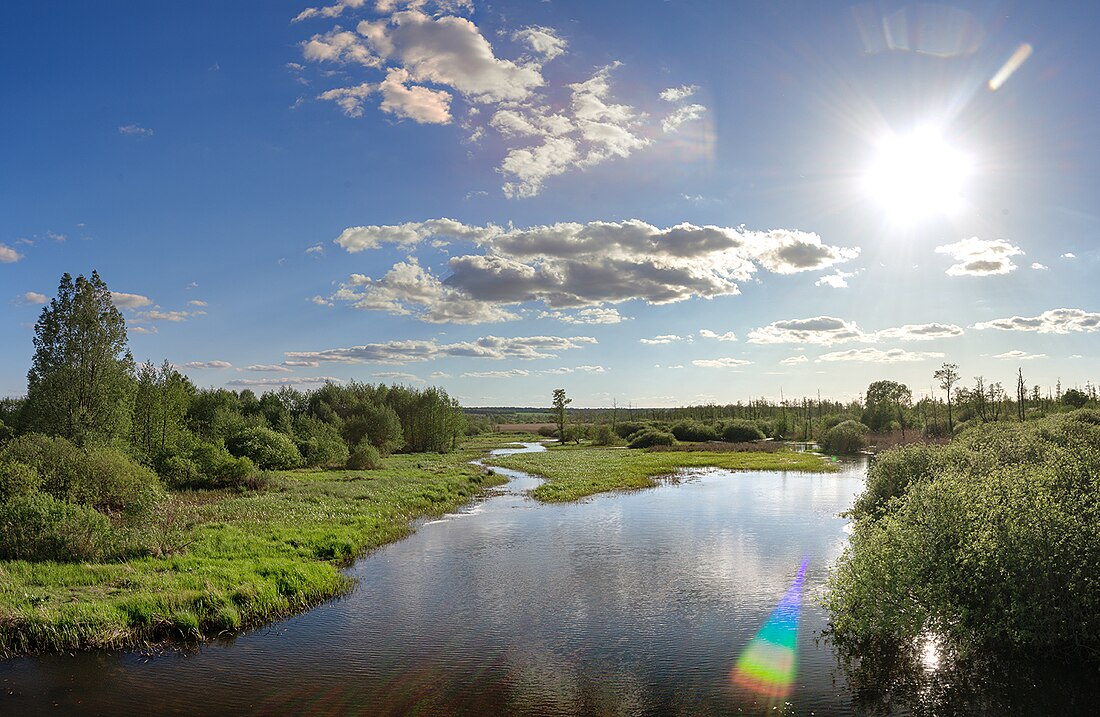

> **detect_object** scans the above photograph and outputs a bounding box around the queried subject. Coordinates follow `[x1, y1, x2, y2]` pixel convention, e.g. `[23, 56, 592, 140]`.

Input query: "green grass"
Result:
[487, 444, 836, 502]
[0, 448, 509, 656]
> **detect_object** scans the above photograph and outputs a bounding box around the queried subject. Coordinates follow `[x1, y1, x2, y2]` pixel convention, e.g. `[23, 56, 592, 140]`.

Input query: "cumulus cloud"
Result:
[227, 376, 342, 386]
[874, 323, 964, 341]
[699, 329, 737, 341]
[1031, 262, 1048, 270]
[134, 308, 206, 323]
[326, 219, 859, 321]
[692, 357, 753, 368]
[188, 300, 208, 307]
[748, 316, 866, 345]
[513, 26, 566, 60]
[0, 243, 24, 263]
[780, 355, 808, 366]
[640, 334, 683, 345]
[816, 348, 944, 363]
[372, 371, 425, 382]
[22, 291, 48, 304]
[935, 237, 1023, 276]
[285, 334, 596, 365]
[110, 291, 153, 309]
[973, 308, 1100, 334]
[659, 85, 698, 102]
[245, 364, 293, 372]
[283, 360, 321, 367]
[118, 124, 153, 137]
[815, 270, 856, 289]
[1061, 252, 1076, 259]
[298, 4, 680, 197]
[463, 369, 531, 379]
[993, 350, 1046, 360]
[749, 318, 963, 345]
[538, 308, 627, 324]
[184, 360, 233, 369]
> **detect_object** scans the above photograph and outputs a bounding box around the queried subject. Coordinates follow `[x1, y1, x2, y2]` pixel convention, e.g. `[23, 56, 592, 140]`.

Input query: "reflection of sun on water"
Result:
[864, 127, 972, 224]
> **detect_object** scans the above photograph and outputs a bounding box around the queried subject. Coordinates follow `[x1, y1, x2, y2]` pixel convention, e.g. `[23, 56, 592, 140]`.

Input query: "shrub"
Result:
[342, 404, 403, 455]
[850, 444, 941, 520]
[537, 425, 559, 438]
[562, 425, 588, 444]
[346, 442, 383, 470]
[614, 421, 649, 439]
[820, 420, 867, 455]
[0, 461, 41, 502]
[156, 454, 204, 489]
[0, 492, 114, 562]
[1, 434, 164, 518]
[591, 424, 619, 446]
[671, 421, 720, 442]
[627, 429, 676, 449]
[295, 418, 350, 468]
[226, 427, 302, 470]
[183, 441, 256, 489]
[720, 420, 765, 443]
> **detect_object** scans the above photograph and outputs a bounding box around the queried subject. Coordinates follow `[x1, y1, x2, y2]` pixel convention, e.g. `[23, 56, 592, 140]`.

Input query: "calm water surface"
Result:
[3, 445, 1085, 715]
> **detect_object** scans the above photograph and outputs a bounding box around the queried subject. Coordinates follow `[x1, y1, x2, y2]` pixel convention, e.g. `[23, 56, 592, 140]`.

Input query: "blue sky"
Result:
[3, 0, 1099, 407]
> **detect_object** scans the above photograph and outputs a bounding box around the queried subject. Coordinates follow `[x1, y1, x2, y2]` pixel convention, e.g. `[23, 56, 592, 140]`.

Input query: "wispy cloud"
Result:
[0, 243, 23, 263]
[118, 124, 154, 137]
[974, 308, 1100, 334]
[816, 348, 944, 363]
[183, 360, 233, 369]
[993, 350, 1046, 360]
[286, 334, 597, 365]
[692, 357, 752, 368]
[227, 376, 342, 386]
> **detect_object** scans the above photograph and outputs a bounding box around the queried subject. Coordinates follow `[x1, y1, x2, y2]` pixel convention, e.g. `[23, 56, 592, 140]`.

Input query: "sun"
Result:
[864, 127, 972, 223]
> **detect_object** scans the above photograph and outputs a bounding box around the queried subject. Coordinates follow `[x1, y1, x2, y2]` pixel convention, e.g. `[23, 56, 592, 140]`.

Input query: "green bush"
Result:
[671, 421, 720, 442]
[295, 417, 350, 468]
[1, 434, 164, 517]
[537, 425, 559, 438]
[591, 424, 619, 446]
[627, 429, 676, 449]
[827, 414, 1100, 658]
[0, 461, 41, 502]
[614, 421, 649, 439]
[180, 441, 256, 489]
[226, 427, 302, 470]
[820, 420, 867, 454]
[720, 420, 765, 443]
[342, 404, 403, 455]
[0, 492, 114, 562]
[346, 442, 383, 470]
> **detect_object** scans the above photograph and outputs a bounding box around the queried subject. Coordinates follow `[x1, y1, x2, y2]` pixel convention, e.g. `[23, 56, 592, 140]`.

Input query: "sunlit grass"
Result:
[0, 448, 510, 656]
[487, 444, 835, 502]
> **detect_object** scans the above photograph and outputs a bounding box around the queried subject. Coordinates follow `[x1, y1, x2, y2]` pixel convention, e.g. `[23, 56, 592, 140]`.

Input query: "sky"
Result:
[2, 0, 1099, 408]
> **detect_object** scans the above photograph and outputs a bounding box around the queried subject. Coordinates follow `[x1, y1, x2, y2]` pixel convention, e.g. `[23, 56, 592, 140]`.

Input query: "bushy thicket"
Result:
[627, 429, 676, 449]
[346, 441, 382, 470]
[827, 411, 1100, 658]
[671, 420, 719, 442]
[719, 419, 765, 443]
[820, 420, 868, 455]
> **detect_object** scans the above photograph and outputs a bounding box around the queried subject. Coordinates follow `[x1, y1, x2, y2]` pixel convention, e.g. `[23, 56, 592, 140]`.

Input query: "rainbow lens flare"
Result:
[731, 559, 808, 699]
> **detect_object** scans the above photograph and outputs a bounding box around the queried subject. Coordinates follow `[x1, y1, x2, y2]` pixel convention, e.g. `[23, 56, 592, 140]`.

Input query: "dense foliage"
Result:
[820, 420, 868, 455]
[827, 411, 1100, 658]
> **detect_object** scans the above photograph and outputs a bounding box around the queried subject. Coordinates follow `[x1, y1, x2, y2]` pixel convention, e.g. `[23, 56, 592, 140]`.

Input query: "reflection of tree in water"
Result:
[828, 633, 1100, 716]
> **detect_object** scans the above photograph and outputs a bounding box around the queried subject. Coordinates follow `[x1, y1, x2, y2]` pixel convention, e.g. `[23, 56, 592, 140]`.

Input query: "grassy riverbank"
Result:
[0, 448, 507, 656]
[487, 444, 836, 502]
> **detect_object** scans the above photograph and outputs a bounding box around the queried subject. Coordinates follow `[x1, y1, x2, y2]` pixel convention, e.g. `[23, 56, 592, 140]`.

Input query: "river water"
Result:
[2, 444, 1086, 715]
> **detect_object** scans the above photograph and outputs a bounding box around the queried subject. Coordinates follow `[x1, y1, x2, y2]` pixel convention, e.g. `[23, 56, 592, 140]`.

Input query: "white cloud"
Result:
[661, 103, 706, 134]
[22, 291, 48, 304]
[318, 82, 375, 117]
[874, 323, 964, 341]
[699, 329, 737, 342]
[1031, 262, 1048, 270]
[188, 299, 208, 307]
[110, 291, 153, 309]
[430, 371, 451, 378]
[640, 334, 683, 345]
[973, 308, 1100, 334]
[462, 369, 531, 378]
[1061, 252, 1077, 259]
[378, 67, 452, 123]
[993, 350, 1046, 360]
[328, 219, 859, 320]
[283, 360, 320, 367]
[227, 376, 342, 386]
[659, 85, 698, 102]
[0, 243, 24, 263]
[538, 308, 627, 324]
[184, 360, 233, 369]
[118, 124, 153, 137]
[129, 326, 158, 335]
[815, 270, 856, 289]
[935, 237, 1023, 276]
[293, 0, 369, 23]
[541, 365, 605, 375]
[748, 316, 866, 345]
[513, 26, 566, 60]
[134, 309, 205, 323]
[285, 334, 597, 365]
[307, 244, 325, 255]
[245, 364, 293, 372]
[816, 348, 945, 363]
[780, 355, 808, 366]
[372, 371, 425, 382]
[692, 358, 753, 368]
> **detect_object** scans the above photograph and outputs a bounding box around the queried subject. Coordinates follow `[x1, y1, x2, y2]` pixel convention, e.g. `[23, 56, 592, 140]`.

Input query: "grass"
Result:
[486, 443, 836, 502]
[0, 448, 509, 656]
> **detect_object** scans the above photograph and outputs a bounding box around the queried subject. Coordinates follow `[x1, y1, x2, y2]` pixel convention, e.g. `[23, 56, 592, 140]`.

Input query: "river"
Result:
[4, 444, 1081, 715]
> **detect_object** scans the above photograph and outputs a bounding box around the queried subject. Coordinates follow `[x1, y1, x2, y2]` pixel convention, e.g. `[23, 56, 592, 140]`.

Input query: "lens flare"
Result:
[731, 559, 808, 700]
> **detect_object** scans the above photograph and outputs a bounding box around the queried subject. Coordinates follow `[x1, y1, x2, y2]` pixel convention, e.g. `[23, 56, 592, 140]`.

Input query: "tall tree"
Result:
[552, 388, 571, 445]
[864, 380, 912, 437]
[23, 272, 135, 445]
[1017, 368, 1027, 421]
[934, 363, 960, 433]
